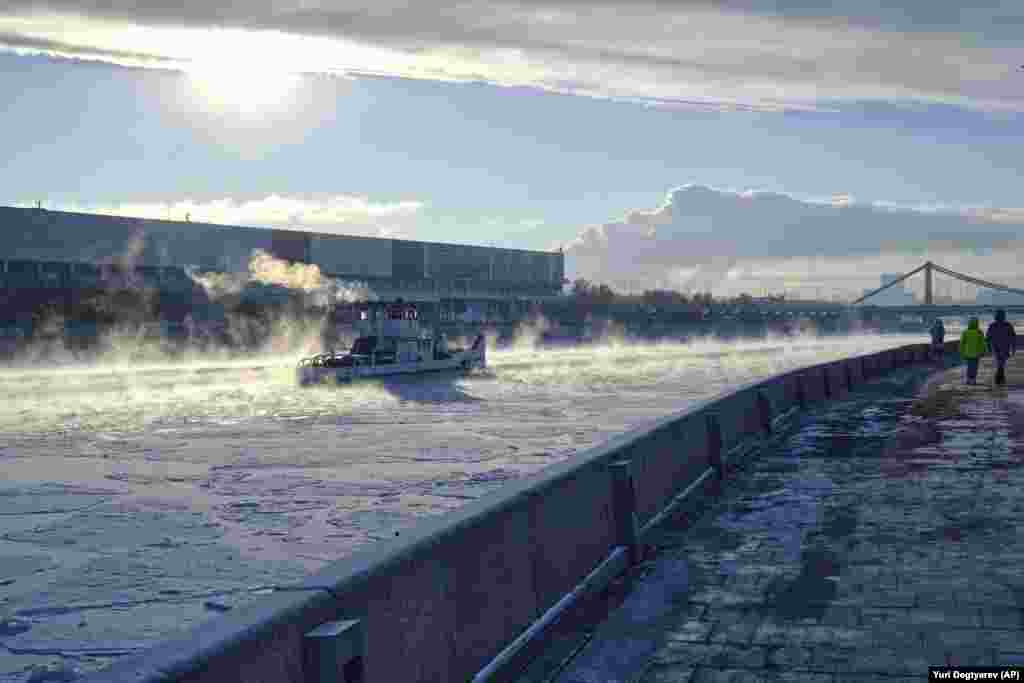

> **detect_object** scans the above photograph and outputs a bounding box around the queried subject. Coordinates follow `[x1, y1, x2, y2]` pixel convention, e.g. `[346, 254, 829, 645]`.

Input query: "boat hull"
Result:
[297, 349, 486, 386]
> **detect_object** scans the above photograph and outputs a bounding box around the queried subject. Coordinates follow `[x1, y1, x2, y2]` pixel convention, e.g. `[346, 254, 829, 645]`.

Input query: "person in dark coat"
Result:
[986, 309, 1017, 386]
[929, 318, 945, 360]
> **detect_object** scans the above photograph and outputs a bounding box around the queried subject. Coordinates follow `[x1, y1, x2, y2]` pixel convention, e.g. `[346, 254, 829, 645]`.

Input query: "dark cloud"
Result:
[5, 1, 1023, 42]
[630, 1, 1024, 42]
[3, 1, 1024, 111]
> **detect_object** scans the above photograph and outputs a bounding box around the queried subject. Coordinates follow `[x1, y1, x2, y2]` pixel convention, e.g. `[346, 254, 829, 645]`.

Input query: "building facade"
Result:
[0, 206, 565, 350]
[0, 206, 563, 297]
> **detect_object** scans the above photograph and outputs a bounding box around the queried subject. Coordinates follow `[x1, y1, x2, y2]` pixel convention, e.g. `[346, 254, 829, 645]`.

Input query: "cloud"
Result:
[564, 184, 1024, 298]
[0, 30, 175, 66]
[26, 195, 425, 238]
[2, 2, 1024, 111]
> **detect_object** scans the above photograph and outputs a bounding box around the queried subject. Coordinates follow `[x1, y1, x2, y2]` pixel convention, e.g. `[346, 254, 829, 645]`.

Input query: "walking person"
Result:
[929, 318, 945, 361]
[986, 309, 1017, 386]
[959, 317, 988, 385]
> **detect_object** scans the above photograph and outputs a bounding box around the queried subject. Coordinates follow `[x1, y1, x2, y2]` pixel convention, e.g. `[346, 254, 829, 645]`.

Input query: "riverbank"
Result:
[538, 354, 1024, 681]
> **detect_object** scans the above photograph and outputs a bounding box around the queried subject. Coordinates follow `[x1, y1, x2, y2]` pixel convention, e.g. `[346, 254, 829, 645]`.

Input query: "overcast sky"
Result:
[3, 2, 1024, 298]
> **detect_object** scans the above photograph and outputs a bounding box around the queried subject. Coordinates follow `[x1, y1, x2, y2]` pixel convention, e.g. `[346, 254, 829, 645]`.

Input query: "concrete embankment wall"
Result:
[86, 341, 951, 683]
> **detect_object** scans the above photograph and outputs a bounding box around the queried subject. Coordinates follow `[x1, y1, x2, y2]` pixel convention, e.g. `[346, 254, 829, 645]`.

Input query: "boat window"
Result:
[385, 304, 418, 320]
[351, 336, 378, 355]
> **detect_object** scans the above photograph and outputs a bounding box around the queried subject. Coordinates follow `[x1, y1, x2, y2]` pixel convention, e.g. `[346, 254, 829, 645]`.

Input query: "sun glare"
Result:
[184, 59, 301, 115]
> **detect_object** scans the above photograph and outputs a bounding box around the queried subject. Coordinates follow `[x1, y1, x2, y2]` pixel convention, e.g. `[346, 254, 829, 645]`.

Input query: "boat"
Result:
[296, 301, 486, 386]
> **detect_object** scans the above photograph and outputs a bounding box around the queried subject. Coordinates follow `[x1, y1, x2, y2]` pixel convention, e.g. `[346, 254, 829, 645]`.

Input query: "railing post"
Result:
[794, 375, 807, 409]
[706, 413, 724, 480]
[756, 391, 772, 435]
[305, 619, 364, 683]
[821, 367, 832, 399]
[844, 361, 854, 392]
[609, 460, 640, 565]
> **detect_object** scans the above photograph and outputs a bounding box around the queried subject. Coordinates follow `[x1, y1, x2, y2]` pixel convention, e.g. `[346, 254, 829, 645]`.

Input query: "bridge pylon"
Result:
[924, 261, 933, 306]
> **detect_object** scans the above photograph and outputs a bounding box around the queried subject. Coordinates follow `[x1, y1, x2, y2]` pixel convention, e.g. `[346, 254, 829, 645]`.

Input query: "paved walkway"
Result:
[542, 353, 1024, 682]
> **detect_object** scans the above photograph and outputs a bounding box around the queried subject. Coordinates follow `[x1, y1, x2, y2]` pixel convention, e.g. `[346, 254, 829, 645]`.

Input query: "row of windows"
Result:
[385, 281, 557, 296]
[0, 261, 194, 290]
[0, 260, 561, 297]
[314, 272, 560, 296]
[0, 260, 194, 277]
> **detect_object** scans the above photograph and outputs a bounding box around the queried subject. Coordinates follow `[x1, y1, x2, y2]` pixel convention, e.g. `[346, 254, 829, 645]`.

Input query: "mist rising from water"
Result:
[188, 249, 375, 306]
[3, 249, 382, 369]
[0, 329, 926, 435]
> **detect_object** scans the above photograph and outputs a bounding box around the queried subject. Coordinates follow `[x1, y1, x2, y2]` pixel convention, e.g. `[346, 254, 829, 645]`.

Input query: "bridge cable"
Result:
[849, 262, 929, 305]
[853, 262, 1024, 306]
[930, 264, 1024, 297]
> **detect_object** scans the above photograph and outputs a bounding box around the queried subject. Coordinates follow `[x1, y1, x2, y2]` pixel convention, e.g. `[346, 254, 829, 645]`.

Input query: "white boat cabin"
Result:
[337, 302, 461, 367]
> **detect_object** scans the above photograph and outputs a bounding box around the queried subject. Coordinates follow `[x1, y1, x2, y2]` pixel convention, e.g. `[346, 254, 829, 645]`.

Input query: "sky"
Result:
[2, 2, 1024, 299]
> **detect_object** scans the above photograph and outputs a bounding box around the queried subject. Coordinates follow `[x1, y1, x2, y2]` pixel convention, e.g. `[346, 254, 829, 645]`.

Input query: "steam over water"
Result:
[0, 333, 923, 571]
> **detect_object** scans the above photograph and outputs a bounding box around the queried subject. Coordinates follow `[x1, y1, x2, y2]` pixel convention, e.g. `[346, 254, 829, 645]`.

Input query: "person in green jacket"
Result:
[959, 317, 988, 385]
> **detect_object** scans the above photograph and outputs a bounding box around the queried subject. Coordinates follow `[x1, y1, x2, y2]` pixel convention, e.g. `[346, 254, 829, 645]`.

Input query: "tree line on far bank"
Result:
[562, 278, 785, 311]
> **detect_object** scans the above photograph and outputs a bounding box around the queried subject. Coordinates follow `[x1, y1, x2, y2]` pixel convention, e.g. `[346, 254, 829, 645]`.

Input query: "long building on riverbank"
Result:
[0, 205, 566, 344]
[0, 206, 564, 298]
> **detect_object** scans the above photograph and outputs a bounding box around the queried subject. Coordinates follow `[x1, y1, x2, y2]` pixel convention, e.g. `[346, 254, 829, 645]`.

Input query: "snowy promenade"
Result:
[543, 355, 1024, 682]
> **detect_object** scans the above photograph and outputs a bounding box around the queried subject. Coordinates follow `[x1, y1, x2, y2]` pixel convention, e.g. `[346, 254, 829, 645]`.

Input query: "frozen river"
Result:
[0, 332, 921, 679]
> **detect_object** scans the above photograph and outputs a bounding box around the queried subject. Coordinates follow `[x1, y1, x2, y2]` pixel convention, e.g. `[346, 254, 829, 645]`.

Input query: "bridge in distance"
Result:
[850, 260, 1024, 316]
[719, 261, 1024, 319]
